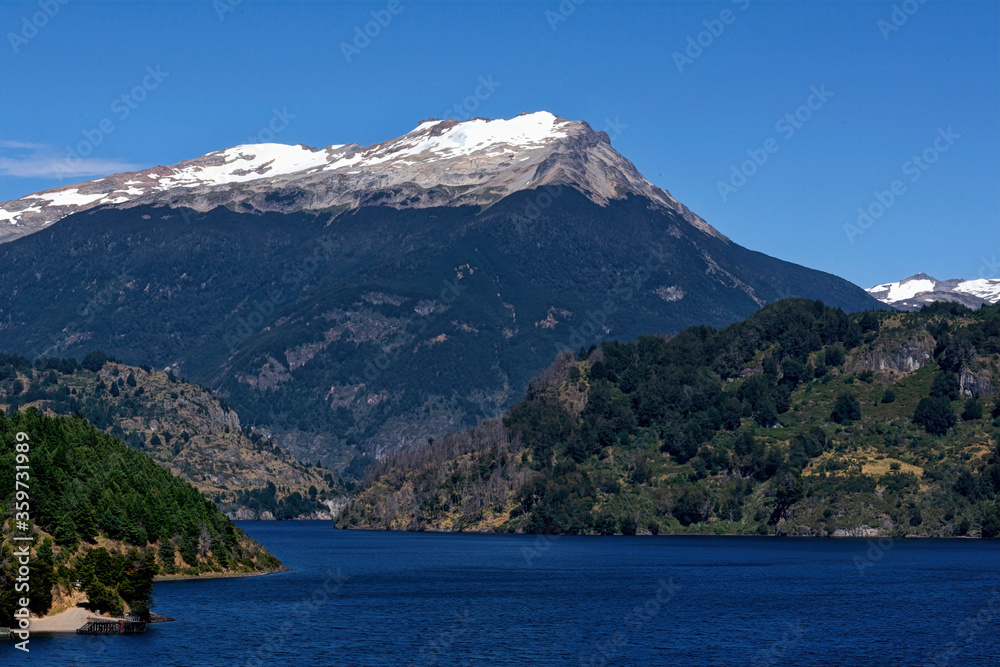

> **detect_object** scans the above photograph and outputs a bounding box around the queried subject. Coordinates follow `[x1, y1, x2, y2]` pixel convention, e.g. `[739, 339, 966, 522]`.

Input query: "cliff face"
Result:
[848, 334, 935, 374]
[961, 370, 996, 398]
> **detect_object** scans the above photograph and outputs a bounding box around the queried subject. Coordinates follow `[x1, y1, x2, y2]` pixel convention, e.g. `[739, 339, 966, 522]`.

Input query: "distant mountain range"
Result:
[867, 273, 1000, 310]
[0, 112, 884, 471]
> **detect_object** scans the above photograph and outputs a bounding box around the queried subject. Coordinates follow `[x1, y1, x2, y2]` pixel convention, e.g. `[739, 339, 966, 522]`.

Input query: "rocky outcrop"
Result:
[960, 370, 996, 398]
[848, 335, 934, 374]
[227, 497, 348, 521]
[831, 525, 884, 538]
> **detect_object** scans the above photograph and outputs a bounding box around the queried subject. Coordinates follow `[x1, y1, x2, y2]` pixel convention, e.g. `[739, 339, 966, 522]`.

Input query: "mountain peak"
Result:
[901, 272, 938, 282]
[0, 112, 720, 244]
[867, 273, 1000, 310]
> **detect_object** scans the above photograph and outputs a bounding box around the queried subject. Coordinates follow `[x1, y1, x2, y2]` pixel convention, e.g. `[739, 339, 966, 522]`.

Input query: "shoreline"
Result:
[154, 565, 290, 582]
[337, 526, 989, 539]
[29, 608, 114, 634]
[27, 568, 289, 633]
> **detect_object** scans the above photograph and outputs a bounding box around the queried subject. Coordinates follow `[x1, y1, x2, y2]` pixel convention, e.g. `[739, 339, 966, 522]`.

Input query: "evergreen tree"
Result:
[961, 398, 983, 421]
[913, 397, 956, 435]
[831, 394, 861, 424]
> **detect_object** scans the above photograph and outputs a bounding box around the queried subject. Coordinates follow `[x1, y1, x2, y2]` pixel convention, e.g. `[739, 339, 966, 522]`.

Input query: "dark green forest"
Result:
[0, 408, 281, 623]
[0, 194, 881, 470]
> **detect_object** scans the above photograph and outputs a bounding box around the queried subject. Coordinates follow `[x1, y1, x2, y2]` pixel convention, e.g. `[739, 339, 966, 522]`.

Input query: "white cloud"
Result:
[0, 141, 144, 178]
[0, 140, 50, 149]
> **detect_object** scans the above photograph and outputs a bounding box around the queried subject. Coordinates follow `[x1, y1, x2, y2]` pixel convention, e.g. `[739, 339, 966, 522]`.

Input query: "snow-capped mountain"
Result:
[0, 111, 717, 244]
[0, 111, 884, 464]
[867, 273, 1000, 310]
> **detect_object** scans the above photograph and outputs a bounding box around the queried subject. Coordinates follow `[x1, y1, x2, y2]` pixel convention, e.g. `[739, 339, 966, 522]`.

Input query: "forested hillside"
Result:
[342, 300, 1000, 537]
[0, 352, 345, 519]
[0, 191, 882, 470]
[0, 408, 283, 623]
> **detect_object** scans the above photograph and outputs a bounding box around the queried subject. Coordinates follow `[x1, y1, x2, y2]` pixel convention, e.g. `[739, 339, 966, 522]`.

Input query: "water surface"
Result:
[14, 523, 1000, 666]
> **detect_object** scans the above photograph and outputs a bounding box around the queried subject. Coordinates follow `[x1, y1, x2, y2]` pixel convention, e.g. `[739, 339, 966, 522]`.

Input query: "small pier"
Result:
[76, 615, 147, 635]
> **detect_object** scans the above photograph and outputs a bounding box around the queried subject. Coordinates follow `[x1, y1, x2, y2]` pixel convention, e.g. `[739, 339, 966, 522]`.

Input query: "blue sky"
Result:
[1, 0, 997, 288]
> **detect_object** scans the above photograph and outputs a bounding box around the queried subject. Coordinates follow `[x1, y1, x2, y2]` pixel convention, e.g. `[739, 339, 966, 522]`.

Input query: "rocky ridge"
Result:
[0, 112, 719, 244]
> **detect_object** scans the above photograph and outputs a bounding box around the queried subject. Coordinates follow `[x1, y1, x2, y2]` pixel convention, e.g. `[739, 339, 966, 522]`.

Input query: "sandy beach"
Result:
[30, 607, 116, 633]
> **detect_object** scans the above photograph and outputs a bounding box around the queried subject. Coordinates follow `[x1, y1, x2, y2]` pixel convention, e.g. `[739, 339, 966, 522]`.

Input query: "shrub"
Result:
[930, 372, 961, 401]
[81, 351, 109, 372]
[85, 581, 124, 616]
[982, 506, 1000, 539]
[913, 397, 956, 435]
[831, 394, 861, 424]
[593, 514, 617, 535]
[961, 399, 983, 421]
[879, 472, 920, 495]
[673, 488, 709, 526]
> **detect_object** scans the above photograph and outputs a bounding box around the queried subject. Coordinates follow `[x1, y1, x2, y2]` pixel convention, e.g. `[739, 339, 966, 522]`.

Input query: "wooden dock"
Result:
[76, 615, 147, 635]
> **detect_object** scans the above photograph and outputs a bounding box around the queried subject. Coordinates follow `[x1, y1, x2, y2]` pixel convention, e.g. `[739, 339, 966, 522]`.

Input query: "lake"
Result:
[15, 522, 1000, 666]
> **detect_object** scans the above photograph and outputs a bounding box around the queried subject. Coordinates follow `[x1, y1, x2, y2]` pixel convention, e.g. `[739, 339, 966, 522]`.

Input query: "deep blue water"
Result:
[9, 522, 999, 666]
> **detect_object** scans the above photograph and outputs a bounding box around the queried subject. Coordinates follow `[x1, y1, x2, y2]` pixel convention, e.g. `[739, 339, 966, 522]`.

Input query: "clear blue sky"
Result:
[1, 0, 997, 288]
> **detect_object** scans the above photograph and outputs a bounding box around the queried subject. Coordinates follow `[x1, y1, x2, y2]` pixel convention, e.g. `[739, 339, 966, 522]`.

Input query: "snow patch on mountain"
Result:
[362, 112, 571, 164]
[867, 273, 1000, 310]
[869, 278, 936, 302]
[0, 111, 721, 245]
[954, 278, 1000, 303]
